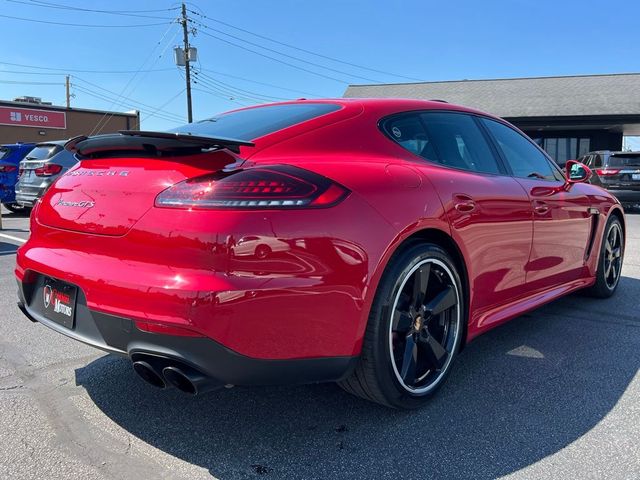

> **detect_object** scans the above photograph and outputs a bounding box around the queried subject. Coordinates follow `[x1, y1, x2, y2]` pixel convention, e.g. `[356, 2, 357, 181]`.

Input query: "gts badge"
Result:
[57, 199, 95, 208]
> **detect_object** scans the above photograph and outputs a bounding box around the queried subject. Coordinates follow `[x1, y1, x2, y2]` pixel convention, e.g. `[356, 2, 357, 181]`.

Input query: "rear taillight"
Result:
[155, 165, 349, 209]
[596, 168, 620, 176]
[34, 164, 63, 177]
[0, 165, 17, 173]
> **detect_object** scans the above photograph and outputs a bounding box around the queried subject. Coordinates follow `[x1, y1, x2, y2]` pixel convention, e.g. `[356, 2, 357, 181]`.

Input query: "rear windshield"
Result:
[608, 154, 640, 167]
[0, 147, 9, 160]
[170, 103, 341, 141]
[25, 145, 62, 161]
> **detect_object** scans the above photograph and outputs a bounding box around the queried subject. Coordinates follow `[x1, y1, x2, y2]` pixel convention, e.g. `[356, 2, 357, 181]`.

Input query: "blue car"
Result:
[0, 142, 36, 213]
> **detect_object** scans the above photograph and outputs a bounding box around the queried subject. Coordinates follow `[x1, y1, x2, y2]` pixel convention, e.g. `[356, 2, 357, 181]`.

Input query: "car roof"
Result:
[1, 142, 36, 148]
[227, 98, 505, 122]
[584, 150, 640, 155]
[34, 140, 67, 147]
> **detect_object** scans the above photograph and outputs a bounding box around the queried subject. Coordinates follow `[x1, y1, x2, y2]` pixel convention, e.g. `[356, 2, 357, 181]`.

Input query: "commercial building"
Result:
[344, 73, 640, 163]
[0, 97, 139, 144]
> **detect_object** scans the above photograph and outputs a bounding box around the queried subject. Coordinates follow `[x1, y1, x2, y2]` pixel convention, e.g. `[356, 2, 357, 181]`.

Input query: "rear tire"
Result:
[339, 243, 464, 409]
[584, 215, 624, 298]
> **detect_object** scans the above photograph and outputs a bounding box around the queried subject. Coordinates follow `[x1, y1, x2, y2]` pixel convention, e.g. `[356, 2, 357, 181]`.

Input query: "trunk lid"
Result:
[38, 154, 237, 236]
[36, 133, 248, 236]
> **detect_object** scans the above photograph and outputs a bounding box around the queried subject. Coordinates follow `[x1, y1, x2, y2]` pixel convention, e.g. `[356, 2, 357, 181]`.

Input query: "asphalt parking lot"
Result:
[0, 209, 638, 480]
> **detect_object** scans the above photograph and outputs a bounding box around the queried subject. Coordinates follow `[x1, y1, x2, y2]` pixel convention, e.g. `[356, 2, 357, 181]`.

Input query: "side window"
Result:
[419, 112, 501, 174]
[481, 118, 557, 181]
[593, 154, 603, 168]
[382, 114, 437, 160]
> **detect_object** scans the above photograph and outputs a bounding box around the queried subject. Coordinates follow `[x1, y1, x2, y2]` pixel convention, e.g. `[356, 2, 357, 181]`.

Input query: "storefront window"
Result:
[539, 137, 590, 164]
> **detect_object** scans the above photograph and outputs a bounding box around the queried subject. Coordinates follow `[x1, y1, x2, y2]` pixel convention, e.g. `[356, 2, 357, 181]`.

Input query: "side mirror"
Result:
[564, 160, 592, 184]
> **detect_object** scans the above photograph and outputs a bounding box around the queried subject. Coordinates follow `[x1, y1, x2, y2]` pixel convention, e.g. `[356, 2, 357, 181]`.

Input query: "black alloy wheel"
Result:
[389, 258, 460, 393]
[339, 243, 464, 408]
[585, 215, 624, 298]
[603, 221, 623, 290]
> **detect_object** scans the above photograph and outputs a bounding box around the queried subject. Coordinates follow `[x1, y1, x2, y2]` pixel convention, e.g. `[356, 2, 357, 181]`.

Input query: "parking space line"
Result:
[0, 233, 27, 244]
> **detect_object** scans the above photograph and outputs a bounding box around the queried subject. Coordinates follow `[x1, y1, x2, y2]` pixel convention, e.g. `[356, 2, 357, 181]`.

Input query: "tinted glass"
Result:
[608, 154, 640, 167]
[382, 115, 435, 159]
[25, 145, 62, 161]
[578, 138, 591, 157]
[0, 147, 9, 160]
[482, 119, 557, 180]
[593, 154, 603, 168]
[383, 113, 501, 174]
[421, 113, 501, 174]
[171, 103, 341, 141]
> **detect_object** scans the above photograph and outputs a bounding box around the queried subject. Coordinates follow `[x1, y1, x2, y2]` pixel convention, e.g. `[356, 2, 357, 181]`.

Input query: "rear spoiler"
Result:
[65, 130, 255, 156]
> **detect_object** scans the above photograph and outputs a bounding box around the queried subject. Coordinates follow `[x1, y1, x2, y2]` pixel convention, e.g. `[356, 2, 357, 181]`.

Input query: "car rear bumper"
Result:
[15, 189, 42, 207]
[16, 281, 357, 386]
[605, 189, 640, 203]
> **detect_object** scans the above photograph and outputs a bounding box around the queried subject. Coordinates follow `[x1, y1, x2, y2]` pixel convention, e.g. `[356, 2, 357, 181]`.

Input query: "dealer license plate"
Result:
[40, 277, 77, 329]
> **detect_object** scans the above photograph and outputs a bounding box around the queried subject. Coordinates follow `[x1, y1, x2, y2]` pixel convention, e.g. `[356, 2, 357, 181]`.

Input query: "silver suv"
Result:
[15, 141, 78, 208]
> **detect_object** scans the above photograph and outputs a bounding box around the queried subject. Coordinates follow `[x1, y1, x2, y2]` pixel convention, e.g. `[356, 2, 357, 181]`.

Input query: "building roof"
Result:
[0, 99, 139, 118]
[343, 73, 640, 118]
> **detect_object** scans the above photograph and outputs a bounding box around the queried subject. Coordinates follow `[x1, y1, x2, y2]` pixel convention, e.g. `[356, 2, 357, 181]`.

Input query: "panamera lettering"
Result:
[57, 199, 95, 208]
[69, 170, 129, 176]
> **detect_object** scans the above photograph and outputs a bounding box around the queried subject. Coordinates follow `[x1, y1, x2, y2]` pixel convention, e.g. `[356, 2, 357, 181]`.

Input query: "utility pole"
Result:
[180, 3, 193, 123]
[65, 75, 71, 108]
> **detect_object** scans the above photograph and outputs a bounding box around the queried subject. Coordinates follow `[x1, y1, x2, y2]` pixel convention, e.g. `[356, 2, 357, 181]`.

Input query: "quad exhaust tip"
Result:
[132, 360, 166, 389]
[131, 354, 223, 395]
[162, 365, 223, 395]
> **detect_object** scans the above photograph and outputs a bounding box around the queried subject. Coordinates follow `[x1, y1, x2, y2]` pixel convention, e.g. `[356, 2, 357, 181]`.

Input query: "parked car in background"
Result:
[577, 150, 640, 208]
[15, 140, 78, 208]
[0, 142, 36, 213]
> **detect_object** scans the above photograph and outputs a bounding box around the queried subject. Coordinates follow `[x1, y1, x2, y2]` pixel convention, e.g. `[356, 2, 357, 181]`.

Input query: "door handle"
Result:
[533, 200, 549, 215]
[454, 194, 476, 213]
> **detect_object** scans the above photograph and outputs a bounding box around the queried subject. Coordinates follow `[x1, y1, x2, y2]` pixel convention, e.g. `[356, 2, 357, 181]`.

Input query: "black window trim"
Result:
[378, 109, 511, 177]
[477, 116, 565, 183]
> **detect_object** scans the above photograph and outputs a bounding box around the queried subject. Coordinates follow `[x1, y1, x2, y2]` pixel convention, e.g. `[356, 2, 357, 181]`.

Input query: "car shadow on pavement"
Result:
[0, 241, 18, 256]
[77, 275, 640, 480]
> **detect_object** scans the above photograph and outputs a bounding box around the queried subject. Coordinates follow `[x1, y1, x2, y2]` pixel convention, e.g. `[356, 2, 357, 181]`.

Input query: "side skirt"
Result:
[468, 277, 595, 341]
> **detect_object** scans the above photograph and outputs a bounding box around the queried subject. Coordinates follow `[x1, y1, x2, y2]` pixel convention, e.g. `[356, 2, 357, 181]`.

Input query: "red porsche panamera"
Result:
[15, 99, 625, 408]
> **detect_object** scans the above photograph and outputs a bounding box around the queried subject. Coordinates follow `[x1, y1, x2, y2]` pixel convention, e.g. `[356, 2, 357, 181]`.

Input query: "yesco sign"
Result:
[0, 106, 66, 129]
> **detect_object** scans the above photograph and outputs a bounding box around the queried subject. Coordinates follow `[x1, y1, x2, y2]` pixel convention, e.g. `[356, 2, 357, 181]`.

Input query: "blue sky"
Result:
[1, 0, 639, 136]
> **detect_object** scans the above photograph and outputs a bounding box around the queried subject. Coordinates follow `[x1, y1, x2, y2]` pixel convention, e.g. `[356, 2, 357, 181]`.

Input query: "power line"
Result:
[194, 70, 288, 101]
[0, 61, 174, 74]
[193, 75, 268, 104]
[15, 0, 177, 13]
[0, 13, 172, 27]
[0, 69, 66, 76]
[193, 87, 249, 107]
[73, 85, 171, 122]
[176, 65, 248, 107]
[141, 88, 186, 122]
[6, 0, 178, 19]
[188, 10, 422, 82]
[73, 84, 183, 125]
[198, 68, 322, 97]
[192, 87, 248, 106]
[73, 77, 185, 121]
[190, 18, 382, 83]
[0, 79, 62, 85]
[88, 22, 180, 134]
[195, 28, 347, 83]
[191, 73, 253, 101]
